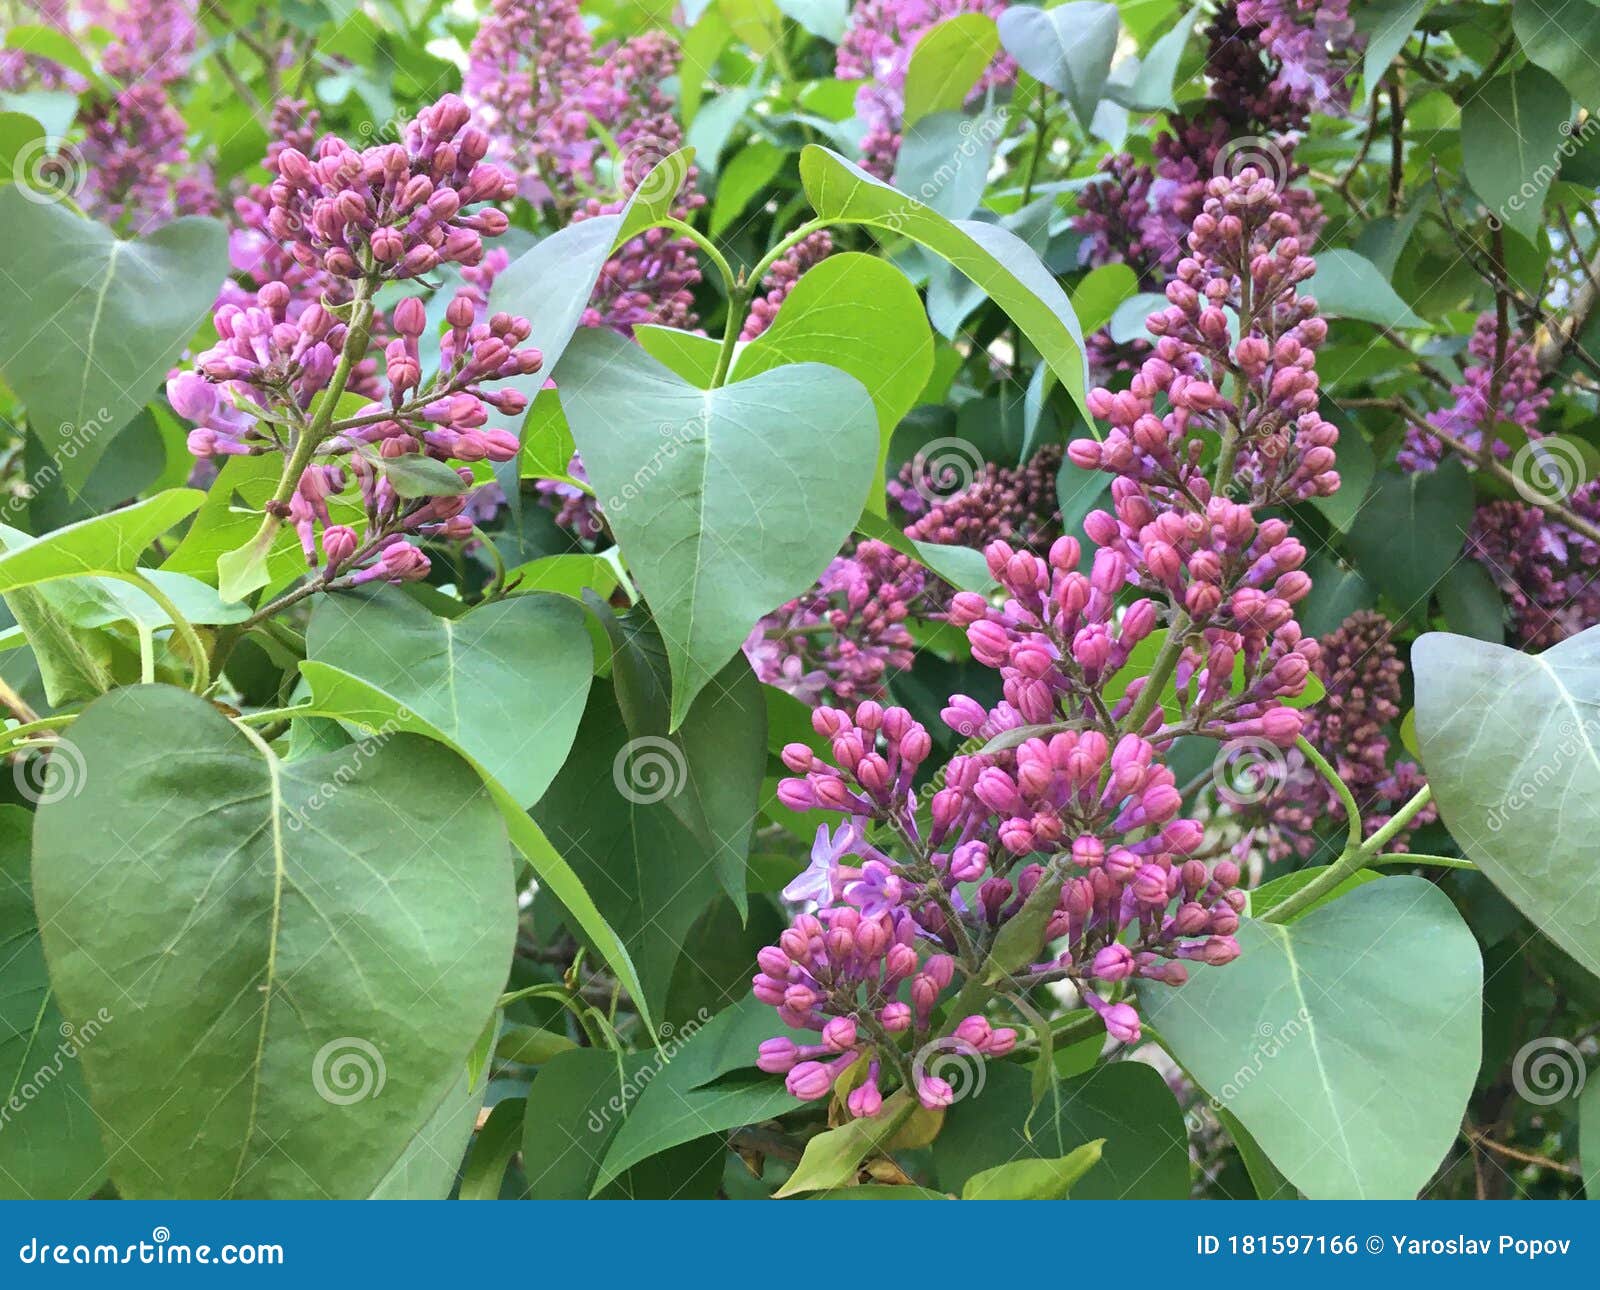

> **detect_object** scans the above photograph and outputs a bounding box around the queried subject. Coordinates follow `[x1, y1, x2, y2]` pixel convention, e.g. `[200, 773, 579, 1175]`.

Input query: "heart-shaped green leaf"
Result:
[997, 3, 1120, 128]
[0, 190, 227, 486]
[735, 252, 933, 514]
[1415, 625, 1600, 979]
[31, 685, 516, 1199]
[557, 328, 878, 727]
[305, 587, 592, 810]
[1142, 876, 1481, 1198]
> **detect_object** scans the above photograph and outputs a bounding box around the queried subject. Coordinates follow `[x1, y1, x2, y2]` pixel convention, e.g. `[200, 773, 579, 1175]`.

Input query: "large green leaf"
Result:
[533, 685, 753, 1021]
[735, 252, 933, 513]
[556, 328, 878, 727]
[1343, 459, 1472, 618]
[294, 662, 652, 1031]
[1514, 0, 1600, 112]
[0, 190, 227, 486]
[961, 1140, 1102, 1199]
[799, 145, 1088, 416]
[901, 13, 1000, 128]
[31, 685, 516, 1198]
[594, 998, 804, 1190]
[0, 491, 203, 593]
[1307, 249, 1425, 328]
[368, 1063, 486, 1199]
[1142, 877, 1482, 1198]
[0, 806, 106, 1198]
[930, 1060, 1190, 1198]
[1414, 625, 1600, 979]
[1461, 65, 1572, 244]
[305, 587, 591, 811]
[996, 3, 1120, 129]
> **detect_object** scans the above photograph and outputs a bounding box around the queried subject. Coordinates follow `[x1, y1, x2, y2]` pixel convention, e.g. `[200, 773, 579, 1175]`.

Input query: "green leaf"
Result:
[533, 684, 755, 1021]
[1437, 560, 1505, 643]
[1514, 0, 1600, 112]
[892, 108, 1001, 221]
[1118, 3, 1203, 111]
[1248, 864, 1380, 919]
[1142, 877, 1482, 1198]
[556, 327, 878, 727]
[1343, 459, 1473, 618]
[0, 806, 106, 1198]
[368, 1063, 486, 1199]
[3, 26, 102, 88]
[634, 325, 725, 387]
[304, 587, 591, 811]
[1461, 65, 1572, 244]
[910, 539, 1000, 593]
[0, 111, 44, 181]
[735, 253, 934, 514]
[458, 1097, 525, 1200]
[1415, 625, 1600, 980]
[774, 1091, 917, 1196]
[961, 1140, 1103, 1199]
[774, 0, 848, 40]
[1215, 1106, 1298, 1199]
[0, 491, 203, 593]
[710, 140, 788, 236]
[931, 1060, 1190, 1198]
[800, 145, 1087, 416]
[1069, 263, 1137, 334]
[1307, 250, 1425, 328]
[375, 452, 471, 499]
[520, 1048, 723, 1198]
[1358, 0, 1428, 108]
[901, 14, 1001, 128]
[0, 190, 227, 486]
[31, 685, 516, 1198]
[594, 998, 806, 1191]
[293, 662, 653, 1034]
[996, 3, 1120, 129]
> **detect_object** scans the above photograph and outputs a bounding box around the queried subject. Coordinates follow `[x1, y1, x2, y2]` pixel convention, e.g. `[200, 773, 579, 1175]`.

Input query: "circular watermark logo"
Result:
[1211, 736, 1290, 807]
[912, 1036, 987, 1105]
[908, 437, 984, 507]
[1212, 135, 1290, 195]
[311, 1037, 387, 1105]
[612, 736, 687, 805]
[1511, 1037, 1586, 1106]
[12, 738, 87, 805]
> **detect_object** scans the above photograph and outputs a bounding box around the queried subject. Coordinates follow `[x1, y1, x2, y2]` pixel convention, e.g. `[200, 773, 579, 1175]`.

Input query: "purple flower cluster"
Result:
[1398, 312, 1552, 472]
[1469, 487, 1600, 649]
[741, 231, 835, 341]
[835, 0, 1015, 178]
[743, 539, 927, 706]
[751, 169, 1335, 1113]
[1236, 0, 1360, 113]
[168, 99, 537, 584]
[1075, 6, 1322, 297]
[266, 95, 515, 282]
[893, 444, 1064, 553]
[533, 454, 604, 542]
[0, 1, 76, 92]
[1247, 611, 1435, 862]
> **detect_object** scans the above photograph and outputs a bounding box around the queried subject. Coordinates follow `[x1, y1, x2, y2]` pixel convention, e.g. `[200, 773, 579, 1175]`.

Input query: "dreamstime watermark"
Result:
[1483, 713, 1600, 834]
[1212, 135, 1291, 194]
[1, 407, 115, 524]
[11, 136, 86, 206]
[1499, 114, 1600, 224]
[1211, 736, 1299, 807]
[1510, 1036, 1587, 1107]
[311, 1036, 387, 1105]
[11, 736, 88, 806]
[911, 1035, 986, 1104]
[1184, 1008, 1311, 1133]
[286, 715, 410, 830]
[604, 411, 708, 514]
[878, 110, 1009, 231]
[905, 436, 985, 506]
[0, 1008, 112, 1132]
[585, 1009, 712, 1133]
[611, 735, 687, 804]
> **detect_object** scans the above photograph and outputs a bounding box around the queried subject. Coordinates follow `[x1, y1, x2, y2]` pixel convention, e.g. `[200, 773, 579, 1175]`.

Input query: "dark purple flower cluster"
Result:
[743, 539, 927, 706]
[893, 444, 1064, 553]
[1398, 312, 1552, 472]
[835, 0, 1015, 178]
[742, 231, 835, 341]
[1469, 487, 1600, 649]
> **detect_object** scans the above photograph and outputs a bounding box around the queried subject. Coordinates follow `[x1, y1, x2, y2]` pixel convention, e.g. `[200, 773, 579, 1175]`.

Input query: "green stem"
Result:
[1369, 852, 1477, 871]
[745, 217, 835, 290]
[0, 712, 79, 755]
[117, 572, 210, 694]
[1261, 783, 1436, 924]
[1121, 612, 1190, 734]
[1295, 735, 1361, 851]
